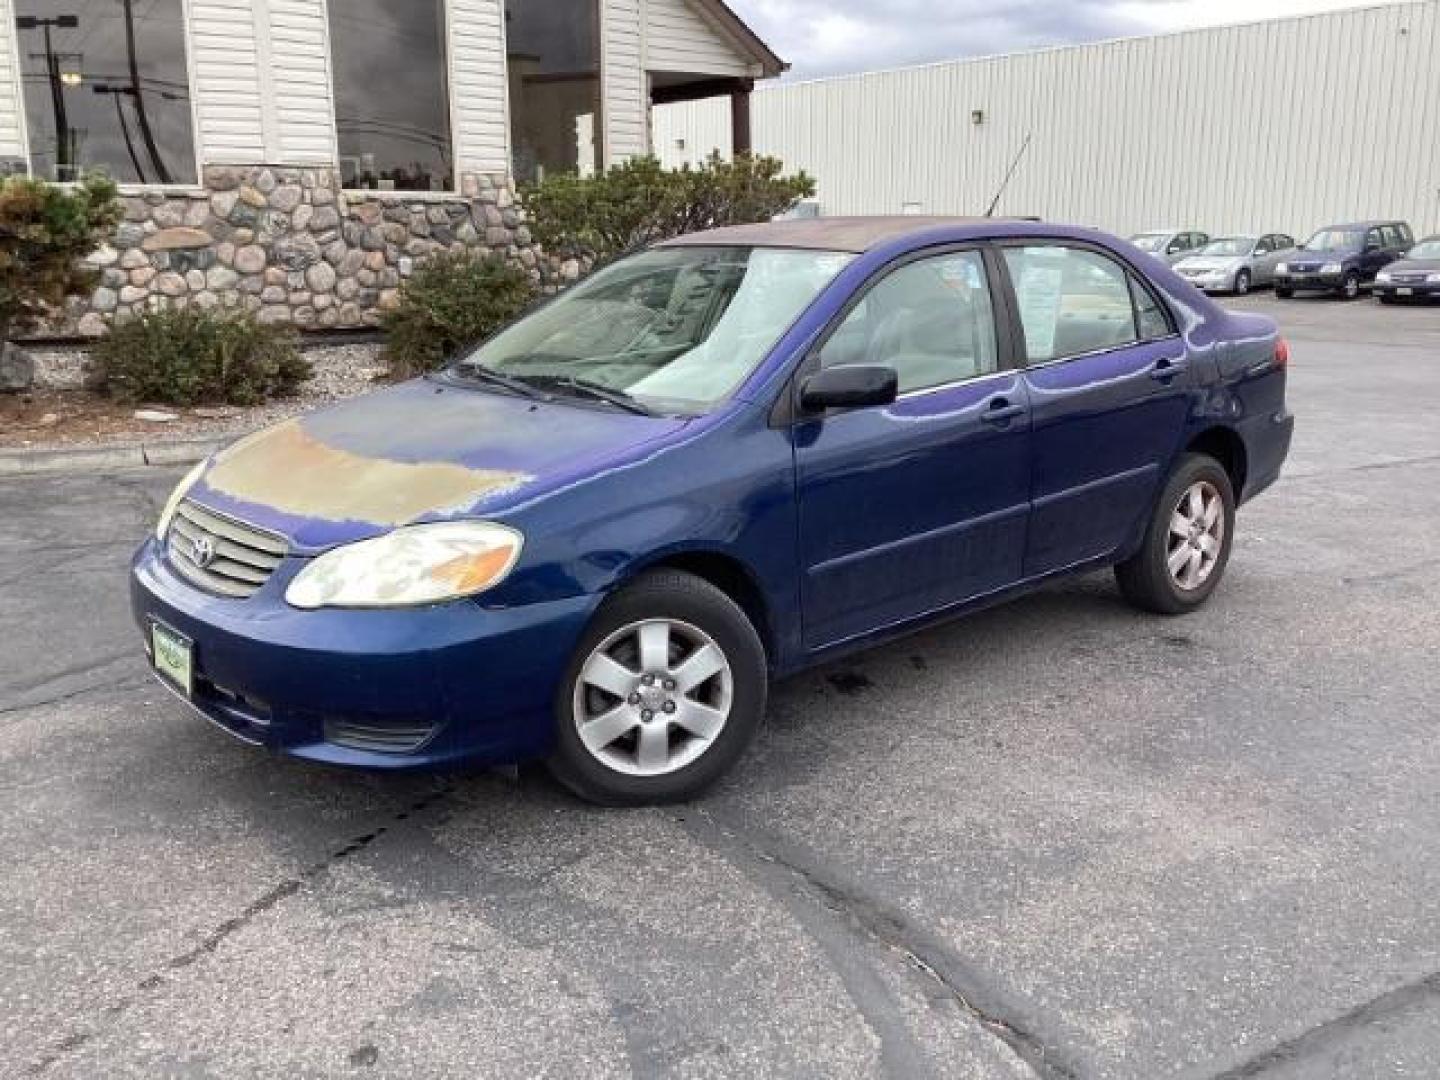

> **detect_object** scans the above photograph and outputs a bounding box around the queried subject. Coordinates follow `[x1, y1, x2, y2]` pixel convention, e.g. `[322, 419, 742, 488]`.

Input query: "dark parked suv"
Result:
[1275, 220, 1413, 299]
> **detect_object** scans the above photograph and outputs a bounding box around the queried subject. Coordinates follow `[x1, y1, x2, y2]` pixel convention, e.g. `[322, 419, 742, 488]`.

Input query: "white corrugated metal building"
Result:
[654, 0, 1440, 237]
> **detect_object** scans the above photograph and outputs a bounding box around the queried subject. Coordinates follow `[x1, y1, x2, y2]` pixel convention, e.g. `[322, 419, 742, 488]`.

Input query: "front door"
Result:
[998, 242, 1194, 577]
[793, 249, 1032, 649]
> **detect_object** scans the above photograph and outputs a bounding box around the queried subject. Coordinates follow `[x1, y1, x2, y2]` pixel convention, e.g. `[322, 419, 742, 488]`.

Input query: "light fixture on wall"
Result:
[971, 109, 986, 126]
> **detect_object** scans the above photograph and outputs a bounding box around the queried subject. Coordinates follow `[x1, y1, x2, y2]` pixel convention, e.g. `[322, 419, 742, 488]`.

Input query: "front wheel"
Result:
[1275, 286, 1294, 299]
[1116, 454, 1236, 615]
[1233, 270, 1251, 295]
[548, 570, 767, 805]
[1339, 271, 1361, 300]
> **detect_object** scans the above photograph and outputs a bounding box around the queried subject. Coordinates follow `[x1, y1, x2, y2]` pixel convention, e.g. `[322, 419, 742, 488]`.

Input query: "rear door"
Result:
[792, 248, 1032, 649]
[998, 242, 1192, 578]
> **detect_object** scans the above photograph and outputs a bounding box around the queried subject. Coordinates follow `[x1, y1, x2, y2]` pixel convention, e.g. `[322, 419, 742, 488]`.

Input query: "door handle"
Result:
[980, 399, 1026, 425]
[1150, 357, 1188, 381]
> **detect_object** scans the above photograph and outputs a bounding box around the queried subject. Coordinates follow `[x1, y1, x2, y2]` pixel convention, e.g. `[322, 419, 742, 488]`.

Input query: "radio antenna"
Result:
[984, 132, 1033, 218]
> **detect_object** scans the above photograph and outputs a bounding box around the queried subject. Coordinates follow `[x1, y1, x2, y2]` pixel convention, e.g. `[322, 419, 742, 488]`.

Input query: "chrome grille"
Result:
[166, 500, 288, 599]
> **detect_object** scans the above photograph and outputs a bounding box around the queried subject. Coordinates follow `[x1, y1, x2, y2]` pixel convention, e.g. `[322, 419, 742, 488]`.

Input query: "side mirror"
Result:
[799, 364, 899, 412]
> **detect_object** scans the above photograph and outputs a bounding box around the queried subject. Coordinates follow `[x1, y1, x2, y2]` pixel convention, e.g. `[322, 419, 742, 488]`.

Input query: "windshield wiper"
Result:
[522, 374, 656, 416]
[449, 362, 550, 401]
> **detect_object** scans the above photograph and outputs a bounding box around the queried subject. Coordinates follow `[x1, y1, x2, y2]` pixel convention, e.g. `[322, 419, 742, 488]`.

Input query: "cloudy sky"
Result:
[727, 0, 1386, 79]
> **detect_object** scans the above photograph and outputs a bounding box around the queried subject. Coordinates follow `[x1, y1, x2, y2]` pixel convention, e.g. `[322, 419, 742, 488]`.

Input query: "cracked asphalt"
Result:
[3, 296, 1438, 1079]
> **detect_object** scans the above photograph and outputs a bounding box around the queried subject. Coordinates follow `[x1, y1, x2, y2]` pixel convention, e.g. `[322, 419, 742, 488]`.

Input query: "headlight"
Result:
[285, 522, 524, 609]
[1321, 262, 1343, 274]
[156, 461, 207, 539]
[1376, 271, 1394, 283]
[1275, 262, 1288, 274]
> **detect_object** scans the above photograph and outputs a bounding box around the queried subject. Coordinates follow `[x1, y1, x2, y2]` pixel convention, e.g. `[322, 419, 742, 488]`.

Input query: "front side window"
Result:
[1004, 245, 1149, 363]
[458, 246, 853, 415]
[330, 0, 452, 191]
[819, 251, 999, 394]
[16, 0, 196, 183]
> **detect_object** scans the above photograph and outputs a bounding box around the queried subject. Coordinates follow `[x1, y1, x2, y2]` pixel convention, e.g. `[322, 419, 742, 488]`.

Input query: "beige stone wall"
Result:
[49, 167, 583, 339]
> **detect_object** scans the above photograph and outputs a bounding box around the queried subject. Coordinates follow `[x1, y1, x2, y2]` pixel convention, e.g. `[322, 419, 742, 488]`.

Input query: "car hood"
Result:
[1383, 257, 1440, 275]
[187, 378, 689, 550]
[1177, 255, 1243, 272]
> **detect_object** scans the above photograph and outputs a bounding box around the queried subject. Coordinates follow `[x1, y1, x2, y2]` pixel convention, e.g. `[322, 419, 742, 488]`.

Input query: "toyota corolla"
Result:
[132, 218, 1294, 804]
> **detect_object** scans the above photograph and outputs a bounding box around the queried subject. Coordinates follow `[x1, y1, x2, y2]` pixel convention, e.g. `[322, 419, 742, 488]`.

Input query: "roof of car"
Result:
[1321, 220, 1407, 229]
[658, 216, 998, 253]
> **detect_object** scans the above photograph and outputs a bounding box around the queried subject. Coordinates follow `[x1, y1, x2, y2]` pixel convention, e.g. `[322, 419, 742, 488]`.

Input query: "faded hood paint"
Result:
[189, 378, 688, 550]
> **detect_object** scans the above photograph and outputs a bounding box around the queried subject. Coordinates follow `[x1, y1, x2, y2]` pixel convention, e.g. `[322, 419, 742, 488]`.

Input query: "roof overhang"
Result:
[688, 0, 788, 79]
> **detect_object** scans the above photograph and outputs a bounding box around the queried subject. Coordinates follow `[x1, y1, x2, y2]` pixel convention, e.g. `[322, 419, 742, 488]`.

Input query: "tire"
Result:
[1339, 271, 1361, 300]
[1379, 295, 1396, 305]
[1275, 286, 1293, 299]
[547, 570, 767, 805]
[1115, 453, 1236, 616]
[1233, 270, 1251, 295]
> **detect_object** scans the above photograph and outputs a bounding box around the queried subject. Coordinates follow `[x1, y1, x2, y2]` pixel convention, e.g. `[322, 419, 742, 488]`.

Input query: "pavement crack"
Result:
[1201, 971, 1440, 1080]
[25, 783, 454, 1076]
[0, 671, 149, 721]
[683, 809, 1085, 1080]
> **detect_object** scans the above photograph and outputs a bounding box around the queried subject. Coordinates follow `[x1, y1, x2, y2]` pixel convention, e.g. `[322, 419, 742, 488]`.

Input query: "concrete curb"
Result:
[0, 434, 233, 476]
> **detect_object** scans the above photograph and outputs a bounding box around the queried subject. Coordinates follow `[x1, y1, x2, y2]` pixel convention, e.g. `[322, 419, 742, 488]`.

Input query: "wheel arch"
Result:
[616, 549, 777, 669]
[1186, 425, 1249, 498]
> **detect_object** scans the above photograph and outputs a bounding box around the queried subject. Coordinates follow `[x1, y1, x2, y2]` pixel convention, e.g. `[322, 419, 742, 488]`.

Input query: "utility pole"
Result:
[15, 14, 79, 177]
[120, 0, 171, 183]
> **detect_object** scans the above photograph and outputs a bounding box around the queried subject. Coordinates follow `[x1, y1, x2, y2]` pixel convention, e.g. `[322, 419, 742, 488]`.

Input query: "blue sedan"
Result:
[132, 218, 1294, 804]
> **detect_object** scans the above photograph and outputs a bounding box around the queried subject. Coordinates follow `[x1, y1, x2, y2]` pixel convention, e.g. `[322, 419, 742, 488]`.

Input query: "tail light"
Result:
[1274, 338, 1290, 369]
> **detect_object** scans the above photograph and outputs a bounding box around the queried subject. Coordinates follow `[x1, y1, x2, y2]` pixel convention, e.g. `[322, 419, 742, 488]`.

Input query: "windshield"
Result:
[1302, 228, 1364, 252]
[455, 246, 853, 415]
[1200, 237, 1254, 257]
[1129, 233, 1168, 253]
[1408, 240, 1440, 259]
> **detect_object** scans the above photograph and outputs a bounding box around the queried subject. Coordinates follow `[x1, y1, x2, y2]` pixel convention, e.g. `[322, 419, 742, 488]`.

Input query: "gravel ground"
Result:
[3, 341, 387, 449]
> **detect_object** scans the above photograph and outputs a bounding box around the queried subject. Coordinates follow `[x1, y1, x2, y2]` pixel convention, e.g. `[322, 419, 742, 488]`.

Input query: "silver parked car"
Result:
[1173, 233, 1298, 295]
[1128, 229, 1210, 264]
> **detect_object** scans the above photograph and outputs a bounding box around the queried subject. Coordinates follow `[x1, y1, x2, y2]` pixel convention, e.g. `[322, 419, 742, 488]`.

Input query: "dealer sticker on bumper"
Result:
[151, 622, 193, 696]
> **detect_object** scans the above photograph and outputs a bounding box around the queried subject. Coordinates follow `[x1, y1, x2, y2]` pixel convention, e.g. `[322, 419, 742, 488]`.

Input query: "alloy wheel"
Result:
[1167, 480, 1226, 591]
[572, 618, 734, 777]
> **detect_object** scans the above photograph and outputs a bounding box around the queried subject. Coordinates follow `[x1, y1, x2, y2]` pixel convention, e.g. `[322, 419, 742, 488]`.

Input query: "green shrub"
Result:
[523, 153, 816, 265]
[381, 251, 537, 379]
[94, 307, 310, 407]
[0, 173, 121, 341]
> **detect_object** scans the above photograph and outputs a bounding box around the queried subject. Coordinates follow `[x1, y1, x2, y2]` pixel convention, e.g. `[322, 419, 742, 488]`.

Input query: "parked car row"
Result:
[1129, 220, 1438, 302]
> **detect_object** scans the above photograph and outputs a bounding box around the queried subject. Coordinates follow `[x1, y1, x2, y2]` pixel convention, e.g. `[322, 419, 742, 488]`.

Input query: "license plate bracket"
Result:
[151, 621, 194, 697]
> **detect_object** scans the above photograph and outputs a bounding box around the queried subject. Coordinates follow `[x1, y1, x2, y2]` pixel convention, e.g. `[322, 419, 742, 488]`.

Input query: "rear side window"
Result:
[1003, 245, 1169, 363]
[820, 251, 999, 394]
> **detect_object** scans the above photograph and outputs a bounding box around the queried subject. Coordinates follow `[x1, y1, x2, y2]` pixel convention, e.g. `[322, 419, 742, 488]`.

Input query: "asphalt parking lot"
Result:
[4, 292, 1439, 1079]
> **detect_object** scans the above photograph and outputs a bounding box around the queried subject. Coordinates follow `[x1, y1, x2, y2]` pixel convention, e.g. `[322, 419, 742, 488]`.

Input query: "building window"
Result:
[506, 0, 601, 183]
[329, 0, 453, 192]
[15, 0, 196, 184]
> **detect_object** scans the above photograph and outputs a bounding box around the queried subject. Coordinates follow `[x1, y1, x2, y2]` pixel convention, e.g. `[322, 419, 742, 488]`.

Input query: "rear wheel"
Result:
[1116, 454, 1236, 615]
[1233, 270, 1251, 295]
[1339, 271, 1361, 300]
[548, 570, 766, 805]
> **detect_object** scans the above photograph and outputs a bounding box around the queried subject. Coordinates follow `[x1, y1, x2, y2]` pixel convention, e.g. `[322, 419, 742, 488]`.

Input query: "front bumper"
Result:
[1275, 271, 1347, 291]
[1179, 271, 1236, 292]
[1374, 281, 1440, 299]
[130, 538, 599, 770]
